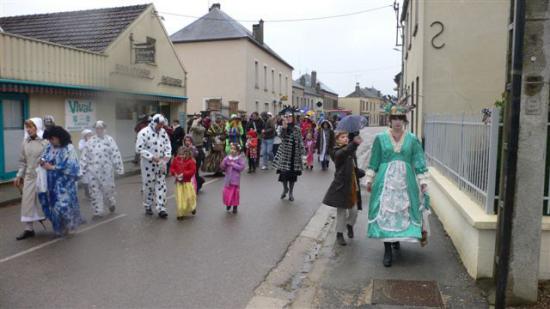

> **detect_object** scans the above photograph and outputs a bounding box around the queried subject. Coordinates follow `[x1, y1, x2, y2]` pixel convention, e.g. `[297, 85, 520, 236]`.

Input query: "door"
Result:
[0, 93, 29, 180]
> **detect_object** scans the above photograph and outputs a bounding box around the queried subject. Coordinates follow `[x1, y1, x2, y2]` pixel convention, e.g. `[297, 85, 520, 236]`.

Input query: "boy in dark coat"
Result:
[322, 131, 363, 246]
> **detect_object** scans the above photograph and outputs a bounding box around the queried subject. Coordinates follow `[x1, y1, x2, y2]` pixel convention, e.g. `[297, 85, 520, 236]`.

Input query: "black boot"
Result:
[281, 181, 289, 199]
[232, 206, 238, 214]
[226, 205, 231, 212]
[16, 230, 35, 240]
[383, 242, 393, 267]
[288, 181, 295, 201]
[392, 241, 400, 250]
[336, 232, 347, 246]
[347, 224, 354, 239]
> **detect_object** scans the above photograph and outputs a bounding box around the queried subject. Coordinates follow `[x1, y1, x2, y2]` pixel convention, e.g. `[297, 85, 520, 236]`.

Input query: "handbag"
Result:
[36, 166, 47, 193]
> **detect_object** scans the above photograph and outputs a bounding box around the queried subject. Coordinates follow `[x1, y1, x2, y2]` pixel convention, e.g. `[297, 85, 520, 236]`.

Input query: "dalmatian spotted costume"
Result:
[135, 114, 171, 217]
[80, 121, 124, 217]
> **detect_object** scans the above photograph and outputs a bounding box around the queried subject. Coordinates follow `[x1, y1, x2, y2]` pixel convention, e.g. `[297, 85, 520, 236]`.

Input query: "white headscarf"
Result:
[23, 117, 45, 140]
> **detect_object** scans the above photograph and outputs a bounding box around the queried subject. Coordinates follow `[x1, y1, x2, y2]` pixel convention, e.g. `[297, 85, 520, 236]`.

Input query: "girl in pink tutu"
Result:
[220, 143, 246, 214]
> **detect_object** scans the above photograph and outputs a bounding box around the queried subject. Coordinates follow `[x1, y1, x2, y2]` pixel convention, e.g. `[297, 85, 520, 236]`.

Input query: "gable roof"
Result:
[346, 86, 383, 99]
[295, 73, 338, 96]
[0, 4, 150, 52]
[170, 6, 293, 69]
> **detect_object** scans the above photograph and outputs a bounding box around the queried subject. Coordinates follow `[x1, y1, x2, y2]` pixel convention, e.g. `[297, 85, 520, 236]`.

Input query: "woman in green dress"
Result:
[366, 105, 430, 267]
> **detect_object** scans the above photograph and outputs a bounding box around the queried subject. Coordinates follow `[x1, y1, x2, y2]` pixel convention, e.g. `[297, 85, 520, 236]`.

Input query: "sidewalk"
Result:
[290, 207, 489, 308]
[0, 161, 141, 207]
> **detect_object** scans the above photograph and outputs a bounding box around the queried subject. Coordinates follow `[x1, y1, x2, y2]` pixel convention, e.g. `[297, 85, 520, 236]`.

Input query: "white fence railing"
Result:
[424, 108, 500, 214]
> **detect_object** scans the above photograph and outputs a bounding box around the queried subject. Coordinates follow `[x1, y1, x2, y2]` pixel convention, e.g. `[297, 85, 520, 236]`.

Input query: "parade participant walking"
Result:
[304, 132, 316, 170]
[316, 120, 335, 171]
[190, 115, 206, 188]
[366, 104, 430, 267]
[273, 106, 305, 202]
[202, 116, 226, 175]
[171, 120, 185, 156]
[183, 135, 200, 192]
[245, 129, 259, 173]
[135, 114, 172, 218]
[14, 118, 48, 240]
[220, 143, 246, 214]
[247, 112, 264, 164]
[260, 112, 276, 170]
[80, 121, 124, 219]
[78, 129, 93, 199]
[170, 146, 197, 219]
[38, 126, 82, 236]
[322, 131, 364, 246]
[225, 114, 244, 153]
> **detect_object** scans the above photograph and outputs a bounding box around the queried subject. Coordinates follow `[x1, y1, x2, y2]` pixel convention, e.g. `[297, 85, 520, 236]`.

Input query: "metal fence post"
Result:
[485, 107, 500, 214]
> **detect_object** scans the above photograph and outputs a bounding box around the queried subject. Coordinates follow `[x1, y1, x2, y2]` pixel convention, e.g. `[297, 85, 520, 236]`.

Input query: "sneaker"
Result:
[16, 230, 35, 241]
[158, 210, 168, 219]
[226, 206, 231, 212]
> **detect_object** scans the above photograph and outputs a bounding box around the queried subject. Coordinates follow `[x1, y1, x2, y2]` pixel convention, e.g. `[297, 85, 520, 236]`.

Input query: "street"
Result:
[0, 165, 332, 308]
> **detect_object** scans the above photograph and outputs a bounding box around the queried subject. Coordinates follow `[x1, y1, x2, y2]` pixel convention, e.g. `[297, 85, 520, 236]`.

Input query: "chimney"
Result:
[311, 71, 317, 88]
[252, 19, 264, 44]
[209, 3, 221, 11]
[355, 82, 360, 92]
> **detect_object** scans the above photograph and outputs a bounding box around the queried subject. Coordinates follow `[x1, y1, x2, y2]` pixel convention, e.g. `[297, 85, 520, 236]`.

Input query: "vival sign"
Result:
[65, 99, 96, 131]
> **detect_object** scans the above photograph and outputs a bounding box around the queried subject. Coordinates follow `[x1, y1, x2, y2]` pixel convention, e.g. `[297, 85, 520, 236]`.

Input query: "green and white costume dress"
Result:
[366, 130, 430, 242]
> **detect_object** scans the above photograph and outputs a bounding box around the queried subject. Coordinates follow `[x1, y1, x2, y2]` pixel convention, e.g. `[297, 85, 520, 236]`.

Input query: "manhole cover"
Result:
[372, 279, 443, 307]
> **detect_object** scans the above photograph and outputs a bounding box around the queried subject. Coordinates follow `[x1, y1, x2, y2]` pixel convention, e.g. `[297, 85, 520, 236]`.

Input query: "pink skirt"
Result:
[223, 185, 240, 207]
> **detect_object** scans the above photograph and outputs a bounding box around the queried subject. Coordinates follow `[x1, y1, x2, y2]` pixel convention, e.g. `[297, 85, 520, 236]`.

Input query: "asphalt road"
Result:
[0, 163, 333, 308]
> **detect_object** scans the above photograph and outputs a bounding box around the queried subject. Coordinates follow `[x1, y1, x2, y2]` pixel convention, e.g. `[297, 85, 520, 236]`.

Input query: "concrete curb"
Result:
[245, 205, 336, 309]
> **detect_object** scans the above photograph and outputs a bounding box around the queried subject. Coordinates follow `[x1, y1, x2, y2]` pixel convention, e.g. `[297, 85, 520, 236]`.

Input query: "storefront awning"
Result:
[0, 79, 188, 103]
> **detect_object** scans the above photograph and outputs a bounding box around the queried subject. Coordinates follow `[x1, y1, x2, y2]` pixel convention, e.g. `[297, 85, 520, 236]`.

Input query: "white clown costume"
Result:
[135, 114, 171, 217]
[80, 121, 124, 217]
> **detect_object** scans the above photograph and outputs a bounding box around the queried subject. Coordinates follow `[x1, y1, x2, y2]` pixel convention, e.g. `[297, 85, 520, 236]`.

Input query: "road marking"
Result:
[0, 213, 127, 264]
[167, 178, 220, 200]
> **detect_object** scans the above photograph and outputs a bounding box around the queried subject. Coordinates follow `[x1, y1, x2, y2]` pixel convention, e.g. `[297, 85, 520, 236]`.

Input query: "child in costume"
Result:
[170, 146, 197, 219]
[304, 131, 316, 170]
[246, 129, 259, 173]
[220, 143, 246, 214]
[183, 135, 199, 193]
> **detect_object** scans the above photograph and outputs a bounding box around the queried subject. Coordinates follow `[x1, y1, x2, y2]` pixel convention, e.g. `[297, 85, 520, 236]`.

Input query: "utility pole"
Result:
[494, 0, 550, 307]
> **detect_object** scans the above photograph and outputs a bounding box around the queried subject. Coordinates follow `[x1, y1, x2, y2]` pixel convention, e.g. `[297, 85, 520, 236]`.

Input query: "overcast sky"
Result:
[0, 0, 401, 96]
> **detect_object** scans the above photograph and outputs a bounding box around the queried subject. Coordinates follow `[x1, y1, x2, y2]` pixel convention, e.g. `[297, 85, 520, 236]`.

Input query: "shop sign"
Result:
[134, 37, 156, 64]
[65, 99, 96, 131]
[113, 64, 152, 79]
[160, 76, 183, 87]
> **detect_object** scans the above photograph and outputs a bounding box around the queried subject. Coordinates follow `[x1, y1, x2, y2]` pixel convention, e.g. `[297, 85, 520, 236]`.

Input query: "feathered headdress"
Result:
[278, 105, 301, 116]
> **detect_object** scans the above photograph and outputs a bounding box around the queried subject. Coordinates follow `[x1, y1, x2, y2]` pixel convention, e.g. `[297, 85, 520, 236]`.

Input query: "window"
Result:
[1, 94, 27, 179]
[271, 69, 275, 93]
[279, 73, 282, 95]
[264, 102, 269, 112]
[264, 65, 268, 91]
[285, 76, 288, 93]
[414, 0, 419, 36]
[254, 61, 259, 89]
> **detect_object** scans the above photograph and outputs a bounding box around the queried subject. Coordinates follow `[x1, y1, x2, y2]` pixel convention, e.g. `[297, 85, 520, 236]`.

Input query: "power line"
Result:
[158, 4, 392, 23]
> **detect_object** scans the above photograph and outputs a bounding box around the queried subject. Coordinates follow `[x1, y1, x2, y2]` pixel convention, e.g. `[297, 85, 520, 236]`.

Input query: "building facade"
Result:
[171, 4, 292, 118]
[0, 4, 188, 180]
[399, 0, 509, 137]
[338, 83, 387, 126]
[292, 71, 338, 113]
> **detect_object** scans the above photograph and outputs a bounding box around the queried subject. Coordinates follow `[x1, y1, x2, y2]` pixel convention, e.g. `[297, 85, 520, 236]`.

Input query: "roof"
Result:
[295, 73, 338, 96]
[346, 86, 384, 99]
[0, 4, 150, 52]
[170, 6, 293, 69]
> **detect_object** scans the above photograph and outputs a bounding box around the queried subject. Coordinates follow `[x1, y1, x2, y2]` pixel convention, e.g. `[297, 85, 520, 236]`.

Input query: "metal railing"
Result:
[424, 108, 500, 214]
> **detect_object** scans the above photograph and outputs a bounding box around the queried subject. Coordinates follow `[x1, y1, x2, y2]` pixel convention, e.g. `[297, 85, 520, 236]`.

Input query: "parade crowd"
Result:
[13, 103, 430, 267]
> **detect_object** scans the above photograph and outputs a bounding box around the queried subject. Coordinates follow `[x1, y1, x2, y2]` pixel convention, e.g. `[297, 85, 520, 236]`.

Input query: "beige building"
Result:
[292, 71, 338, 114]
[338, 83, 387, 126]
[399, 0, 509, 138]
[399, 0, 550, 282]
[171, 3, 293, 118]
[0, 4, 188, 180]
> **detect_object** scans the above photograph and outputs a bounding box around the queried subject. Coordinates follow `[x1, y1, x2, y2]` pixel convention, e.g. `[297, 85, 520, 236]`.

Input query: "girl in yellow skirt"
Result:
[170, 146, 197, 220]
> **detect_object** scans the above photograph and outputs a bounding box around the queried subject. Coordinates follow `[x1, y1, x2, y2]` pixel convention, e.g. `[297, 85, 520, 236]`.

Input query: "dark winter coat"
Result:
[322, 142, 363, 210]
[316, 121, 335, 155]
